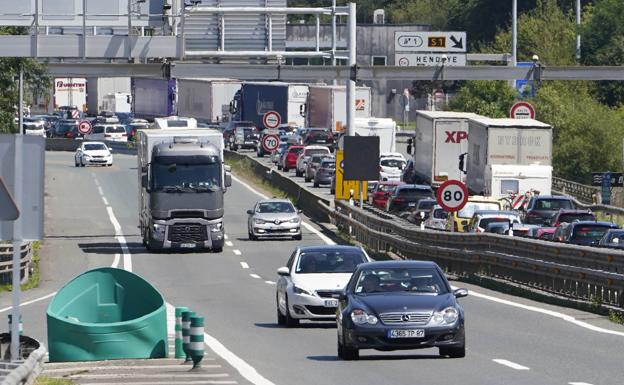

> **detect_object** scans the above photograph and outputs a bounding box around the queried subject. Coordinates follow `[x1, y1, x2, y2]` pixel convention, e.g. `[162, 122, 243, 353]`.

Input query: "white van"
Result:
[85, 124, 128, 142]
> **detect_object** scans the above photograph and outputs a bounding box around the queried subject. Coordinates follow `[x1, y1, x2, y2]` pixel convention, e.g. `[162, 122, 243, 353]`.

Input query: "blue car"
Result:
[563, 221, 618, 246]
[336, 260, 468, 360]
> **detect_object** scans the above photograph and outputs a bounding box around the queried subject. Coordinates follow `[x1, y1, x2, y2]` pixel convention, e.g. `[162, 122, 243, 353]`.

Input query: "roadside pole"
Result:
[11, 63, 24, 360]
[346, 2, 356, 137]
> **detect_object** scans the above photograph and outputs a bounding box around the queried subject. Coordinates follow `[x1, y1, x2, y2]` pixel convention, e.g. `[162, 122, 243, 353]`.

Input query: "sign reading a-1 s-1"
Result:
[395, 32, 467, 53]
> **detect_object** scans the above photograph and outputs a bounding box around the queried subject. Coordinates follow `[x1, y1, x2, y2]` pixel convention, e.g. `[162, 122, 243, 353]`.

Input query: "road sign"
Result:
[262, 111, 281, 129]
[509, 101, 536, 119]
[0, 177, 18, 221]
[78, 120, 92, 135]
[71, 109, 80, 119]
[435, 180, 468, 212]
[261, 134, 280, 153]
[394, 31, 467, 53]
[592, 172, 623, 187]
[395, 53, 466, 67]
[334, 150, 367, 201]
[515, 62, 536, 98]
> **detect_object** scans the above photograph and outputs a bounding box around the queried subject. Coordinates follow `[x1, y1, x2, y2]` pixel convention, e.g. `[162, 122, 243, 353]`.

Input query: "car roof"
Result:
[356, 260, 440, 270]
[379, 181, 403, 186]
[82, 141, 107, 146]
[298, 245, 363, 253]
[257, 199, 293, 204]
[474, 210, 518, 216]
[303, 145, 330, 150]
[397, 184, 432, 190]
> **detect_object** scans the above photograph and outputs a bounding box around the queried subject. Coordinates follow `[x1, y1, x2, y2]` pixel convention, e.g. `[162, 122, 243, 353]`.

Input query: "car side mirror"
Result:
[108, 147, 113, 152]
[453, 288, 468, 298]
[277, 266, 290, 276]
[246, 209, 253, 215]
[297, 209, 303, 214]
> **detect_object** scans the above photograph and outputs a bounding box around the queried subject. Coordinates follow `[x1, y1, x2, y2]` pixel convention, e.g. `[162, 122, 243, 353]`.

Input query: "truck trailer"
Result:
[177, 78, 242, 124]
[353, 117, 397, 153]
[137, 129, 232, 252]
[463, 117, 553, 196]
[132, 78, 176, 120]
[412, 111, 481, 187]
[231, 82, 309, 130]
[86, 77, 131, 115]
[306, 85, 372, 132]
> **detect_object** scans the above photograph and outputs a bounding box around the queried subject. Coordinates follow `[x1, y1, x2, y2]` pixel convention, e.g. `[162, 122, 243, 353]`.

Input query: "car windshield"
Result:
[536, 199, 573, 210]
[320, 161, 335, 168]
[289, 147, 303, 154]
[354, 267, 448, 295]
[458, 202, 500, 218]
[295, 250, 367, 274]
[56, 123, 76, 133]
[479, 217, 518, 228]
[558, 213, 595, 223]
[571, 225, 612, 239]
[381, 158, 406, 169]
[257, 201, 295, 213]
[604, 231, 624, 243]
[152, 161, 221, 192]
[306, 149, 329, 156]
[432, 209, 448, 219]
[84, 144, 107, 151]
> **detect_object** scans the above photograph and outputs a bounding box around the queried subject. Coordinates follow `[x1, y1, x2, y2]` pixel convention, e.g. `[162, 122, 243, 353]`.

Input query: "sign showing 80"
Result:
[435, 180, 469, 212]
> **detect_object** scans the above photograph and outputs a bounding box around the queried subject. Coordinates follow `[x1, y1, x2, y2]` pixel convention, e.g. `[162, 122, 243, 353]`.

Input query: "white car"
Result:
[276, 245, 371, 327]
[85, 124, 128, 142]
[22, 122, 46, 137]
[295, 145, 331, 177]
[75, 141, 113, 167]
[379, 153, 406, 182]
[423, 204, 449, 230]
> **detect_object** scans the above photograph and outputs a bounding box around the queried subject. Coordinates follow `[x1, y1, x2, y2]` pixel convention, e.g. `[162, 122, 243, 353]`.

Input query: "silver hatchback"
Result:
[247, 199, 302, 240]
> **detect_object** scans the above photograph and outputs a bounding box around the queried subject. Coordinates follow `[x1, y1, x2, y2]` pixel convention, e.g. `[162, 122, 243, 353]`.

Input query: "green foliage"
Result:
[449, 81, 516, 118]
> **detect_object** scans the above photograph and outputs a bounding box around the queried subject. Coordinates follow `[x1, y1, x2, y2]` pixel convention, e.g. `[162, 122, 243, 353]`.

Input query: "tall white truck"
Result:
[463, 117, 553, 196]
[137, 129, 232, 252]
[412, 111, 481, 187]
[176, 78, 242, 124]
[307, 85, 372, 132]
[54, 78, 87, 113]
[86, 77, 131, 115]
[101, 93, 132, 114]
[354, 117, 397, 153]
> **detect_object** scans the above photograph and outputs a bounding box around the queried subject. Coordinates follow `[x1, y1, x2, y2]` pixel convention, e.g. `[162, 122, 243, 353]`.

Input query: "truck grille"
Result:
[168, 223, 207, 242]
[171, 210, 205, 219]
[379, 312, 431, 325]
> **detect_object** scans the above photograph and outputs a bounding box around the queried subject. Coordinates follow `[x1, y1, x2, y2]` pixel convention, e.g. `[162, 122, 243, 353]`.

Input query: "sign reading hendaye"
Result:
[396, 53, 466, 67]
[394, 31, 467, 53]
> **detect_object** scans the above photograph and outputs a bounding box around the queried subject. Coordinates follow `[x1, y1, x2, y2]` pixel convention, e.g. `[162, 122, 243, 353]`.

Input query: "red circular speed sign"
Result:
[436, 180, 469, 212]
[262, 111, 281, 129]
[78, 120, 92, 135]
[261, 134, 280, 153]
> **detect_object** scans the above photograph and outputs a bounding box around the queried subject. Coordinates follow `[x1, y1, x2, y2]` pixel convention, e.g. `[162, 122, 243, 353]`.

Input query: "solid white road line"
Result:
[111, 253, 120, 269]
[102, 196, 109, 206]
[69, 373, 230, 379]
[0, 292, 57, 314]
[569, 382, 594, 385]
[97, 186, 104, 196]
[240, 262, 249, 269]
[80, 382, 236, 385]
[492, 359, 530, 370]
[233, 249, 242, 256]
[44, 365, 222, 372]
[106, 206, 132, 272]
[250, 274, 261, 279]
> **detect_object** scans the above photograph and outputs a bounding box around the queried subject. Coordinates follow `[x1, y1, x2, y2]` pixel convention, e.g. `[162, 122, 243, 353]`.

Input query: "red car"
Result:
[369, 181, 403, 209]
[281, 145, 304, 172]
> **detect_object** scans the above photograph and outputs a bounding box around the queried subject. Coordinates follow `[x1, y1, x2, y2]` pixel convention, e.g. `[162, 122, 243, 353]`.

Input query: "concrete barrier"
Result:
[45, 139, 137, 156]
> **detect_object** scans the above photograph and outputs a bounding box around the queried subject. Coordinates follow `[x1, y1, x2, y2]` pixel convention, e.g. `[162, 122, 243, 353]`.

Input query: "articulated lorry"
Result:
[137, 129, 232, 252]
[230, 82, 309, 129]
[462, 117, 553, 197]
[177, 78, 242, 124]
[412, 111, 481, 187]
[306, 85, 372, 132]
[132, 78, 177, 119]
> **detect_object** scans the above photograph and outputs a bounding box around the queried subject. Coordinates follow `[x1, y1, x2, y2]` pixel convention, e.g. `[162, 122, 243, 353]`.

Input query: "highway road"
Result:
[1, 151, 623, 385]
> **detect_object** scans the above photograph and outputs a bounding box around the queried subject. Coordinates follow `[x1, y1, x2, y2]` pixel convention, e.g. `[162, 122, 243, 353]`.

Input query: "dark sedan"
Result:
[386, 184, 434, 212]
[563, 221, 618, 246]
[522, 195, 574, 225]
[336, 260, 467, 360]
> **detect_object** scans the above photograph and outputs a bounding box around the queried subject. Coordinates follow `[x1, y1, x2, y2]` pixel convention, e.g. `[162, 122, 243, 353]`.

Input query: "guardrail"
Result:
[0, 336, 46, 385]
[323, 200, 624, 308]
[552, 176, 599, 204]
[0, 244, 33, 286]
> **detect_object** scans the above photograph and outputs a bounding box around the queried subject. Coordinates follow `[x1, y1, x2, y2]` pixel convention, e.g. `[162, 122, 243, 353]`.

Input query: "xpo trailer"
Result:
[463, 117, 553, 196]
[412, 111, 481, 187]
[177, 78, 242, 124]
[306, 85, 372, 132]
[137, 129, 232, 252]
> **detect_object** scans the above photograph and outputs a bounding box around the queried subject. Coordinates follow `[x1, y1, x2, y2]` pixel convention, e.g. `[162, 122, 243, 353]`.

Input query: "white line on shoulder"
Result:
[492, 359, 530, 370]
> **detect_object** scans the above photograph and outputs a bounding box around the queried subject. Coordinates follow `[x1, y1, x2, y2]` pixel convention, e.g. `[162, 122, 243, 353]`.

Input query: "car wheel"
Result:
[80, 159, 85, 167]
[276, 295, 287, 326]
[296, 169, 302, 177]
[284, 296, 299, 328]
[304, 174, 311, 182]
[283, 167, 289, 172]
[277, 164, 282, 170]
[439, 345, 465, 358]
[339, 333, 359, 360]
[107, 163, 112, 167]
[212, 239, 224, 253]
[248, 231, 257, 241]
[74, 159, 79, 167]
[313, 181, 319, 188]
[257, 151, 264, 158]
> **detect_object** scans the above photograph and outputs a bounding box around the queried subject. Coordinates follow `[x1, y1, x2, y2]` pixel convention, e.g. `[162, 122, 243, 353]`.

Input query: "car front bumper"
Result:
[344, 322, 465, 350]
[83, 157, 113, 165]
[252, 222, 300, 237]
[314, 175, 333, 185]
[288, 292, 339, 320]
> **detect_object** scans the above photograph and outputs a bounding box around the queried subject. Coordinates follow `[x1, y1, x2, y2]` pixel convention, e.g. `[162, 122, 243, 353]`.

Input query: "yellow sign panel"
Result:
[334, 150, 367, 201]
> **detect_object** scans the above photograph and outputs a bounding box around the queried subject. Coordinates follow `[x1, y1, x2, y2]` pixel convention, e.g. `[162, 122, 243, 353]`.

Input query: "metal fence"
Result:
[323, 200, 624, 308]
[0, 244, 33, 286]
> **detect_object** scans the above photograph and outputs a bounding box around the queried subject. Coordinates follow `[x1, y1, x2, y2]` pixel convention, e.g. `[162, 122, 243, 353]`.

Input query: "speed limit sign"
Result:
[261, 134, 280, 153]
[436, 180, 469, 212]
[78, 120, 92, 135]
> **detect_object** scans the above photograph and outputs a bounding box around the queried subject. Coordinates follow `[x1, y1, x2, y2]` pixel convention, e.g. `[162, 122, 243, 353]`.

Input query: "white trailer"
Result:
[307, 85, 372, 132]
[54, 77, 87, 113]
[413, 111, 481, 187]
[465, 117, 553, 195]
[86, 77, 131, 115]
[353, 117, 397, 153]
[101, 93, 132, 114]
[485, 164, 552, 198]
[176, 78, 242, 123]
[151, 116, 198, 129]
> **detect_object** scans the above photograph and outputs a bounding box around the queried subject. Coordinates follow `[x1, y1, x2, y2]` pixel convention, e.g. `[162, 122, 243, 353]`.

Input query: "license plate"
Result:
[408, 202, 416, 207]
[317, 140, 326, 143]
[180, 243, 196, 248]
[324, 299, 338, 307]
[388, 329, 425, 338]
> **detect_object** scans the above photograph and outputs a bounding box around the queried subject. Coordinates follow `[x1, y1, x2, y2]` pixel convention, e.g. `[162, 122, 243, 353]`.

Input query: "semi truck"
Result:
[177, 78, 242, 124]
[132, 78, 176, 120]
[306, 85, 372, 132]
[230, 82, 309, 130]
[54, 78, 87, 113]
[462, 117, 553, 196]
[137, 129, 232, 252]
[412, 111, 481, 187]
[86, 77, 131, 115]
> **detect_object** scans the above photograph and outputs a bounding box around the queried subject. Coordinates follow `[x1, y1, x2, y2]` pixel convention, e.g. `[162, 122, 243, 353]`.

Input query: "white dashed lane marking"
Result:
[492, 359, 530, 371]
[225, 241, 233, 247]
[233, 249, 242, 256]
[249, 274, 261, 279]
[240, 262, 249, 269]
[264, 281, 276, 285]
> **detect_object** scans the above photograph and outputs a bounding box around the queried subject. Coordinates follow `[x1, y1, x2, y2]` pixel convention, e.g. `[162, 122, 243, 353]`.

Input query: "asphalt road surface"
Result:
[1, 151, 623, 385]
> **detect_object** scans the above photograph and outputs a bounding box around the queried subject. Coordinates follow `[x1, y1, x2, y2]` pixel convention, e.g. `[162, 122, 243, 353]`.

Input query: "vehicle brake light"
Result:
[393, 197, 404, 203]
[122, 133, 127, 137]
[105, 134, 112, 138]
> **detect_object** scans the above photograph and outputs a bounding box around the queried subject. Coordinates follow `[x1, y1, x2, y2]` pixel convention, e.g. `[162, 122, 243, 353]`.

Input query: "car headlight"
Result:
[293, 285, 313, 296]
[254, 218, 266, 225]
[83, 154, 92, 159]
[430, 307, 459, 326]
[289, 217, 300, 223]
[209, 222, 223, 232]
[152, 223, 166, 240]
[350, 309, 378, 325]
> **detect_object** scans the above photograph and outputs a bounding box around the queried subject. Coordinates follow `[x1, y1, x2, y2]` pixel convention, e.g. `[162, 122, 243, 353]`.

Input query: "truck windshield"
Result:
[152, 163, 221, 192]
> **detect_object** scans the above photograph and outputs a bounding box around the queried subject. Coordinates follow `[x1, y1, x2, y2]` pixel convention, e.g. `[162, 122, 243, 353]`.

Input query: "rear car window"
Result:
[397, 188, 432, 198]
[106, 126, 126, 133]
[306, 149, 330, 156]
[479, 217, 517, 228]
[558, 213, 595, 223]
[457, 202, 500, 218]
[289, 147, 304, 154]
[92, 126, 105, 134]
[378, 184, 398, 193]
[417, 200, 436, 210]
[572, 225, 612, 239]
[381, 159, 406, 168]
[536, 199, 573, 210]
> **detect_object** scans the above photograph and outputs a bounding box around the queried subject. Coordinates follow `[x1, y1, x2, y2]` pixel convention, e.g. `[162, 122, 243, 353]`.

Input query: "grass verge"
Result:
[35, 376, 76, 385]
[0, 241, 41, 293]
[225, 152, 290, 200]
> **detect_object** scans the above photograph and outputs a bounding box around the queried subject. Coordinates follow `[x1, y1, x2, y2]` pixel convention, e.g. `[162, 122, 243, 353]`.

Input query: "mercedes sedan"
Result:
[336, 260, 468, 360]
[276, 245, 372, 327]
[247, 199, 302, 240]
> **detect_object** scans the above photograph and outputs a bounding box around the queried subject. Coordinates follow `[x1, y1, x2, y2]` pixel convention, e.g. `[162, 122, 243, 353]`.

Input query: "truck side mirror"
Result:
[458, 153, 467, 174]
[299, 104, 307, 117]
[224, 165, 232, 188]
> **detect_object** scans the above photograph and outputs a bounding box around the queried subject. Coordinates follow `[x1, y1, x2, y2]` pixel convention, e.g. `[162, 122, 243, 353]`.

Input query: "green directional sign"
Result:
[0, 176, 18, 221]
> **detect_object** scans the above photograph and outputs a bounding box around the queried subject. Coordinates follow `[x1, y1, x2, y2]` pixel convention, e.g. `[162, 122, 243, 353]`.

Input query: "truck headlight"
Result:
[429, 307, 459, 326]
[209, 222, 223, 232]
[152, 223, 166, 240]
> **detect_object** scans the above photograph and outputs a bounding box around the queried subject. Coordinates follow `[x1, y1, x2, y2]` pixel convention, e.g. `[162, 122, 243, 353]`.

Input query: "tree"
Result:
[449, 80, 516, 117]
